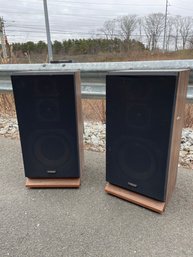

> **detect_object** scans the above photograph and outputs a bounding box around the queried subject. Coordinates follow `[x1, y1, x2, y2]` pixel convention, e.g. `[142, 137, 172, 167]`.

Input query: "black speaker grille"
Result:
[106, 74, 177, 201]
[11, 73, 80, 178]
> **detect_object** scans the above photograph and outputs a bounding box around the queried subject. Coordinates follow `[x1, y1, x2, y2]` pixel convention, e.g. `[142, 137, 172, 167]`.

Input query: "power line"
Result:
[6, 28, 193, 39]
[1, 9, 119, 20]
[2, 2, 193, 44]
[49, 0, 164, 6]
[170, 5, 193, 13]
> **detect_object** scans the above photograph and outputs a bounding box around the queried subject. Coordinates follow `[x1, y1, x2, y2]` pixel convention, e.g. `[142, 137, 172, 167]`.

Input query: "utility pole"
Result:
[43, 0, 53, 62]
[0, 17, 8, 59]
[163, 0, 169, 52]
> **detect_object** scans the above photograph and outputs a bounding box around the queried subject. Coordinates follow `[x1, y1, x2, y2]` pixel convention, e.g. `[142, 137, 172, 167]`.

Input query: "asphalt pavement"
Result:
[0, 137, 193, 257]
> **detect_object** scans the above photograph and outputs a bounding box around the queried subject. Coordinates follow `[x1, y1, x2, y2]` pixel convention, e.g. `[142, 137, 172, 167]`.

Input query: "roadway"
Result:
[0, 137, 193, 257]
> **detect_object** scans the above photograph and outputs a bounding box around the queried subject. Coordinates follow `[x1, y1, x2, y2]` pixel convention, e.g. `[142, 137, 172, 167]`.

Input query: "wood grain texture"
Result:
[74, 71, 84, 176]
[105, 183, 166, 214]
[166, 70, 190, 203]
[26, 178, 81, 188]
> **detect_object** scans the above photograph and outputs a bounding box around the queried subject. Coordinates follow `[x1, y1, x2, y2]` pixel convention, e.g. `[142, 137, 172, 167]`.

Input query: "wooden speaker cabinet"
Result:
[105, 70, 189, 213]
[11, 71, 83, 188]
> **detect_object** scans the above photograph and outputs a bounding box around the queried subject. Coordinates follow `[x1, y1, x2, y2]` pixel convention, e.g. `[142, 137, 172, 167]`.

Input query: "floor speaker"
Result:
[11, 71, 83, 180]
[106, 70, 189, 206]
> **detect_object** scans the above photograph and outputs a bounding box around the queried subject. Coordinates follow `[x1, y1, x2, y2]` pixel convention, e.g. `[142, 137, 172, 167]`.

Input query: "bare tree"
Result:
[117, 15, 138, 42]
[171, 15, 181, 51]
[99, 19, 117, 40]
[143, 13, 165, 51]
[165, 16, 174, 51]
[188, 36, 193, 49]
[178, 16, 193, 49]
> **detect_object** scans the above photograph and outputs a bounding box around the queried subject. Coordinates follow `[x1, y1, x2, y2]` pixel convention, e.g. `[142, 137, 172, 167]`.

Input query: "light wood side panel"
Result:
[166, 70, 190, 203]
[74, 71, 84, 175]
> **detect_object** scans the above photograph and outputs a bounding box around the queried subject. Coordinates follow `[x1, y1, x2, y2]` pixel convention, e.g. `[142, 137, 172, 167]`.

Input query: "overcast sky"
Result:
[1, 0, 193, 43]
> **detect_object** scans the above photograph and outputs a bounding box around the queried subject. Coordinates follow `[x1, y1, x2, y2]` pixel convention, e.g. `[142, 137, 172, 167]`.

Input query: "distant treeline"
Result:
[12, 38, 145, 55]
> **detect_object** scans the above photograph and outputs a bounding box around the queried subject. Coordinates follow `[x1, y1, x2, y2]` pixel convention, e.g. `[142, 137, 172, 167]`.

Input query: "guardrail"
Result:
[0, 60, 193, 102]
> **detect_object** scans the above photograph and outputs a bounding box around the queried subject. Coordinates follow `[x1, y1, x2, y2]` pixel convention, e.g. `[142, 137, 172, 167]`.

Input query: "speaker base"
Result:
[26, 178, 80, 188]
[105, 183, 166, 214]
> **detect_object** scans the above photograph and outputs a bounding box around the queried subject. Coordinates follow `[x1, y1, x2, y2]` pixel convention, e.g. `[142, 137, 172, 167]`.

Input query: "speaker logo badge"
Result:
[47, 170, 57, 174]
[128, 182, 138, 188]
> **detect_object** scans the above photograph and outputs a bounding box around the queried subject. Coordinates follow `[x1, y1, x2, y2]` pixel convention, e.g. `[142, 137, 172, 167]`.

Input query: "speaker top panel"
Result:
[11, 70, 80, 77]
[107, 69, 189, 77]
